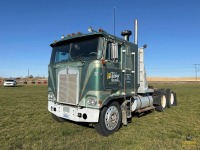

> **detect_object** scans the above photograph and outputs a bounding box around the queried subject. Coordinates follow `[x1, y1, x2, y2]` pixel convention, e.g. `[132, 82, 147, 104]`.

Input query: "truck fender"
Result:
[102, 96, 125, 107]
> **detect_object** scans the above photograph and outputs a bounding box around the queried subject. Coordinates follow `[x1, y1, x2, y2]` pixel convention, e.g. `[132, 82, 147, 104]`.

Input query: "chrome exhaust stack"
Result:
[134, 19, 138, 45]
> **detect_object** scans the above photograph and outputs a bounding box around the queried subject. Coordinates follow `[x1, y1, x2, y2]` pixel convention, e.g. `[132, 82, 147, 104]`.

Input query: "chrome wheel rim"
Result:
[105, 106, 119, 130]
[161, 95, 166, 108]
[170, 93, 174, 105]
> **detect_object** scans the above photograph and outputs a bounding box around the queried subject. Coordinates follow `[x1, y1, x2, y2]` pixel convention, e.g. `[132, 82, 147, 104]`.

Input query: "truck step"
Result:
[136, 106, 155, 113]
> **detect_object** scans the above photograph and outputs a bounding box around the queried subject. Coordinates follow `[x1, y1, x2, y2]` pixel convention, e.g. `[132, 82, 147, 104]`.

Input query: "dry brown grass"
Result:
[147, 77, 199, 82]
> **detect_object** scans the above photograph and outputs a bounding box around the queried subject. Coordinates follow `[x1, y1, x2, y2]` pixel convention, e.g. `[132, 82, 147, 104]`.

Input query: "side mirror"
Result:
[111, 43, 118, 60]
[143, 44, 147, 49]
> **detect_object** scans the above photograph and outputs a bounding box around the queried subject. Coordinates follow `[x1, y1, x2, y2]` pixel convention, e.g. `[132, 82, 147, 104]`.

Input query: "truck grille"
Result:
[58, 68, 78, 105]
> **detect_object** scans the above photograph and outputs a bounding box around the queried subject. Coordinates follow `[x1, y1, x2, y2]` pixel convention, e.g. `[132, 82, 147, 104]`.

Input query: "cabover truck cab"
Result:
[48, 20, 177, 136]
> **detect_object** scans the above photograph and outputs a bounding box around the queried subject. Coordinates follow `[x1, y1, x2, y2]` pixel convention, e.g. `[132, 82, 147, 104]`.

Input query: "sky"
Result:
[0, 0, 200, 78]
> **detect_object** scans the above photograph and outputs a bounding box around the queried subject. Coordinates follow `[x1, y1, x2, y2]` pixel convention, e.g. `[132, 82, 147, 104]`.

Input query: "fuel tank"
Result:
[131, 95, 153, 112]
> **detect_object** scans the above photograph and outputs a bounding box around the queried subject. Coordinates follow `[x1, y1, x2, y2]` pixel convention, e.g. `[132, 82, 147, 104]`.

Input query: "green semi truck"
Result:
[48, 19, 177, 136]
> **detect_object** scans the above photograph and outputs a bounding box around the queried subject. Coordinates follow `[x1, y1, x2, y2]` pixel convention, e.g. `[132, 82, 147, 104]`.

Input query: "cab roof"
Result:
[50, 29, 136, 47]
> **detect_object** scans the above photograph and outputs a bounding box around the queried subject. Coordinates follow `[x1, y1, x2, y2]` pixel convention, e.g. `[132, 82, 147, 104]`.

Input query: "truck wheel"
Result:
[165, 89, 177, 107]
[51, 113, 65, 122]
[165, 89, 174, 107]
[172, 92, 177, 106]
[155, 93, 167, 112]
[94, 101, 122, 136]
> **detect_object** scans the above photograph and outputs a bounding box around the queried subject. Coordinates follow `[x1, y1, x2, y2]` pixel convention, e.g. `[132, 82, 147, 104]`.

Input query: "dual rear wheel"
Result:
[165, 89, 177, 107]
[155, 89, 177, 112]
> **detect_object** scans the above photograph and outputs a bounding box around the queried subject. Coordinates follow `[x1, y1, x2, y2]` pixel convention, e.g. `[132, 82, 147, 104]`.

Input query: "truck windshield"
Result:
[50, 37, 102, 63]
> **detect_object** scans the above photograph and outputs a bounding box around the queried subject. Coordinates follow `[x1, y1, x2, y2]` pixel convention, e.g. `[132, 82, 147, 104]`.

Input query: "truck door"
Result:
[121, 45, 136, 95]
[103, 42, 121, 90]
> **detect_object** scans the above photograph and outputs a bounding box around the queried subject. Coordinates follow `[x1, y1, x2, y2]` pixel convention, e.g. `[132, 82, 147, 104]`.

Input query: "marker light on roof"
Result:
[61, 35, 65, 39]
[99, 28, 104, 32]
[88, 27, 93, 33]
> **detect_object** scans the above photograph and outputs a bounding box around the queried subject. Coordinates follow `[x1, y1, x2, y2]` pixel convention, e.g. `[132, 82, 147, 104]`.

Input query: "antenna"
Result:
[114, 6, 116, 36]
[194, 64, 200, 82]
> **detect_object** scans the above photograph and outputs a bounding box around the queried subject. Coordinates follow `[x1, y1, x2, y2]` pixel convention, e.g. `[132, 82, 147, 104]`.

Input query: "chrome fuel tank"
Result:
[131, 95, 153, 112]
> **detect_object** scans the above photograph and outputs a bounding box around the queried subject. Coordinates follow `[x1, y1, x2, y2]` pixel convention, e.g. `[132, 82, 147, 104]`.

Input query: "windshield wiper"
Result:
[73, 54, 85, 64]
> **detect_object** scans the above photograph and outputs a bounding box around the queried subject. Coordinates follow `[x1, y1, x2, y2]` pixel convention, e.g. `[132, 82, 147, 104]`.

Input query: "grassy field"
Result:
[0, 84, 199, 150]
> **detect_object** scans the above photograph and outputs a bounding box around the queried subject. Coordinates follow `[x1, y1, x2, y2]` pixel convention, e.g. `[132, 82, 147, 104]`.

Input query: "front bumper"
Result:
[4, 83, 16, 86]
[48, 101, 100, 123]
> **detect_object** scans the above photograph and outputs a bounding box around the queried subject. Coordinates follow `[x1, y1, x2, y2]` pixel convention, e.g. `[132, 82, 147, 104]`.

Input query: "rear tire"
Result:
[51, 113, 65, 123]
[165, 89, 174, 107]
[164, 89, 177, 107]
[94, 101, 122, 136]
[172, 92, 177, 106]
[155, 92, 167, 112]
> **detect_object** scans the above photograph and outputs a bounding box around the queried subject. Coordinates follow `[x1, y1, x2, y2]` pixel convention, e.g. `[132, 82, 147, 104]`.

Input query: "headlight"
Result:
[86, 97, 97, 106]
[48, 93, 55, 100]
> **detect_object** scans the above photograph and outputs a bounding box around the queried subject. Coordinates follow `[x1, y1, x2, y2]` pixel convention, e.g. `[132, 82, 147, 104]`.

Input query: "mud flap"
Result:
[121, 107, 128, 125]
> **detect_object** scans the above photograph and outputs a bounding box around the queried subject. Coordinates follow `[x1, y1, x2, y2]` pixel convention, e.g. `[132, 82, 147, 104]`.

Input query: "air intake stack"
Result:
[121, 30, 132, 41]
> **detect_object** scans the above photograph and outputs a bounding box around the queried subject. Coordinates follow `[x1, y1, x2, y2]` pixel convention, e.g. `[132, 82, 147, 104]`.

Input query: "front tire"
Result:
[94, 101, 122, 136]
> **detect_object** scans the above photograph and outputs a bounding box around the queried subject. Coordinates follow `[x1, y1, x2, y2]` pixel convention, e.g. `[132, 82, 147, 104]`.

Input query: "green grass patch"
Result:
[0, 84, 199, 149]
